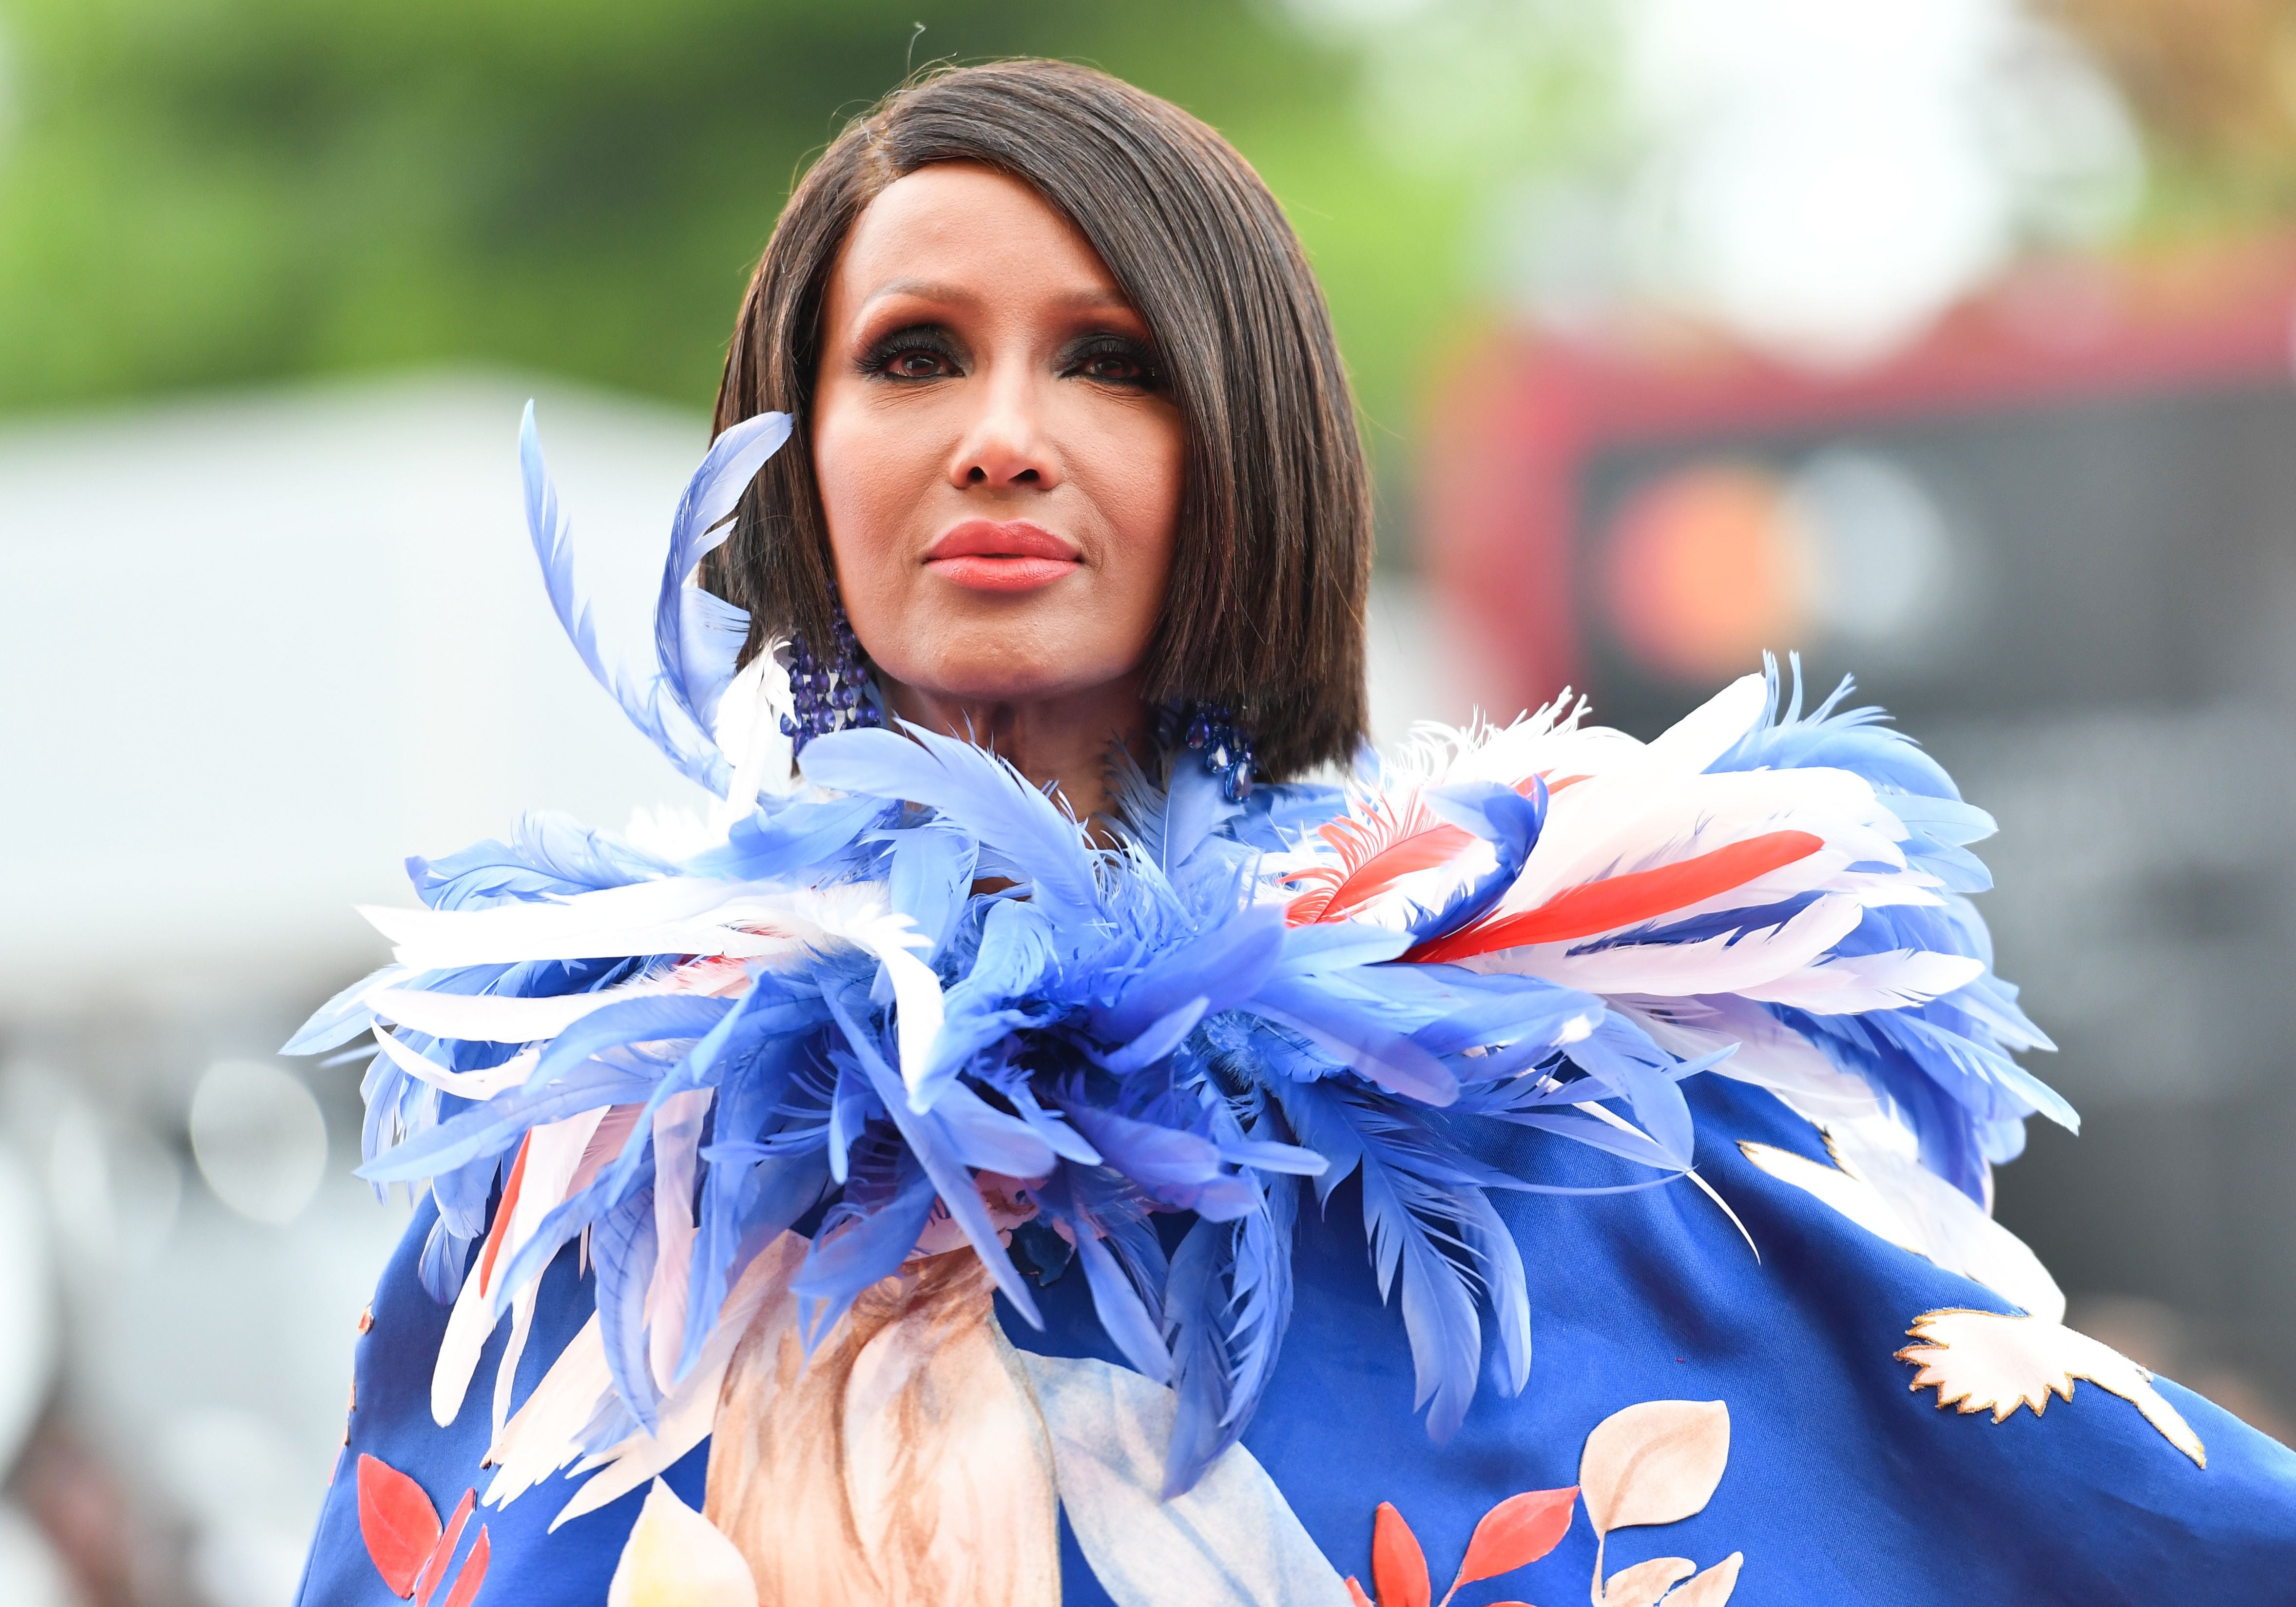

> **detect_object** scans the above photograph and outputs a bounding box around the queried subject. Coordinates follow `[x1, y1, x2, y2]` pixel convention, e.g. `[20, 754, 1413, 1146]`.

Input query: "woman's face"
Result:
[810, 162, 1184, 715]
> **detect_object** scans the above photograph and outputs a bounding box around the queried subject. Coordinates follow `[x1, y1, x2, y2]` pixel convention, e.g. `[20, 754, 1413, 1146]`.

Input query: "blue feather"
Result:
[406, 846, 599, 911]
[418, 1217, 475, 1304]
[429, 1136, 497, 1241]
[1273, 1080, 1493, 1441]
[652, 410, 792, 734]
[593, 1180, 665, 1432]
[1101, 998, 1208, 1076]
[1106, 748, 1248, 879]
[282, 964, 401, 1055]
[358, 1061, 657, 1182]
[1245, 978, 1459, 1105]
[1269, 924, 1412, 979]
[676, 1146, 832, 1383]
[1711, 653, 1956, 794]
[1407, 779, 1546, 943]
[1458, 1181, 1530, 1395]
[886, 819, 977, 958]
[525, 996, 736, 1089]
[1223, 781, 1346, 853]
[801, 725, 1102, 918]
[923, 898, 1060, 1101]
[684, 793, 890, 881]
[1035, 1165, 1173, 1384]
[520, 403, 730, 794]
[1407, 977, 1597, 1058]
[1094, 904, 1285, 1042]
[1562, 1021, 1698, 1170]
[1162, 1168, 1298, 1496]
[924, 1079, 1061, 1178]
[792, 1159, 938, 1347]
[1058, 1104, 1256, 1221]
[825, 1053, 872, 1185]
[820, 983, 1042, 1327]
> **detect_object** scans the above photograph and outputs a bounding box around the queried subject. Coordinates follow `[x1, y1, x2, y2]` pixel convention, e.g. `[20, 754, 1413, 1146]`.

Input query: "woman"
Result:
[292, 60, 2296, 1607]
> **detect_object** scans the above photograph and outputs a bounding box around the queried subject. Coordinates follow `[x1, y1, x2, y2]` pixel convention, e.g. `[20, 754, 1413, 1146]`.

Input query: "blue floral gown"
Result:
[290, 411, 2296, 1607]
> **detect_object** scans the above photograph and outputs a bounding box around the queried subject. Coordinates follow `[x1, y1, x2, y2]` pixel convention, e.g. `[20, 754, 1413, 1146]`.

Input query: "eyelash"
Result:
[1061, 335, 1165, 391]
[859, 328, 964, 382]
[856, 328, 1165, 391]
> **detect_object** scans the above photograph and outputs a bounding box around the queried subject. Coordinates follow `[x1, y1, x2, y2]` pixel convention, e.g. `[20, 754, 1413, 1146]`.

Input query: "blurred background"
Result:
[3, 0, 2295, 1599]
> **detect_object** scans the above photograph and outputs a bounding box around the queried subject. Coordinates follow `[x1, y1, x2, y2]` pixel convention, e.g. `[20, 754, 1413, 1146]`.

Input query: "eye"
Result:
[860, 326, 964, 382]
[1062, 334, 1164, 391]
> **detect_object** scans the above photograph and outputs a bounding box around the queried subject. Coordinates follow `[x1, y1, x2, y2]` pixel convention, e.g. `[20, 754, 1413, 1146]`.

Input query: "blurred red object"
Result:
[1420, 234, 2296, 719]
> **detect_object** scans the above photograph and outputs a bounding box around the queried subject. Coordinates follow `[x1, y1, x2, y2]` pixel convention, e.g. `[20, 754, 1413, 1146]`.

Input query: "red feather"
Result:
[412, 1489, 474, 1607]
[1408, 830, 1824, 963]
[1453, 1485, 1578, 1586]
[1345, 1579, 1376, 1607]
[440, 1527, 490, 1607]
[474, 1133, 533, 1299]
[356, 1454, 441, 1599]
[1371, 1502, 1431, 1607]
[1285, 794, 1473, 927]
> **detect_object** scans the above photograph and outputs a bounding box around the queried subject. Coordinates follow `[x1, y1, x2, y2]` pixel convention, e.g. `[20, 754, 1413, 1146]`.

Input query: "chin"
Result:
[887, 625, 1142, 708]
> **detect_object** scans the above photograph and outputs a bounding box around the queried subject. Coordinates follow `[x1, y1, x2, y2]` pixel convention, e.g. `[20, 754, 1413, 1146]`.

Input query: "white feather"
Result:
[1739, 949, 1986, 1012]
[644, 1087, 715, 1394]
[372, 1026, 540, 1100]
[1462, 893, 1866, 998]
[797, 902, 945, 1106]
[432, 1109, 608, 1427]
[710, 645, 798, 832]
[493, 1277, 543, 1445]
[1619, 994, 1887, 1124]
[548, 1232, 811, 1528]
[369, 976, 687, 1045]
[483, 1312, 612, 1508]
[361, 878, 908, 971]
[1502, 766, 1898, 916]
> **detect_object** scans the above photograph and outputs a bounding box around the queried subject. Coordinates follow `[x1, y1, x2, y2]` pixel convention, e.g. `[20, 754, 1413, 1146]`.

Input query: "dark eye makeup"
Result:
[857, 325, 966, 382]
[1059, 333, 1166, 391]
[855, 323, 1166, 392]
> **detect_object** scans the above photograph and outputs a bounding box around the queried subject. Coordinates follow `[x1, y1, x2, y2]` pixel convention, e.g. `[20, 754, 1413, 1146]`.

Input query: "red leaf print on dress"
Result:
[439, 1527, 490, 1607]
[357, 1454, 441, 1597]
[356, 1453, 490, 1603]
[1348, 1485, 1579, 1607]
[1372, 1501, 1431, 1607]
[1458, 1486, 1581, 1586]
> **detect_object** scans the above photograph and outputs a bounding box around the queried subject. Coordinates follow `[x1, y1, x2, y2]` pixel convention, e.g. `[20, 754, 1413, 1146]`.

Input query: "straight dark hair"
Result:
[705, 58, 1370, 780]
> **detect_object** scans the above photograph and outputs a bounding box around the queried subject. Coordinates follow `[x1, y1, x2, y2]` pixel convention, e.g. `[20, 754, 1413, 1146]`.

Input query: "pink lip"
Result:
[924, 520, 1081, 594]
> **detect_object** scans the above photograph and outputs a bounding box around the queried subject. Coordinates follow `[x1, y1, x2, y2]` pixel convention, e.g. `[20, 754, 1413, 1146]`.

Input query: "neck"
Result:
[878, 674, 1153, 824]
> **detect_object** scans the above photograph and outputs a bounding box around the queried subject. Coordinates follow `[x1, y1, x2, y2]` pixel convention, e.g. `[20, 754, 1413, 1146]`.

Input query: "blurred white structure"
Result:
[0, 371, 720, 1024]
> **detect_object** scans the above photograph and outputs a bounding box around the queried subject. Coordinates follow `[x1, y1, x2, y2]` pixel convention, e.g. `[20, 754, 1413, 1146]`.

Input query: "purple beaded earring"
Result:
[1156, 699, 1256, 802]
[781, 586, 884, 756]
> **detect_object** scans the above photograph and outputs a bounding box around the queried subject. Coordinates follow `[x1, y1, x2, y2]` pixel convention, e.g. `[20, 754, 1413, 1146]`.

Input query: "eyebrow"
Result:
[860, 278, 1137, 314]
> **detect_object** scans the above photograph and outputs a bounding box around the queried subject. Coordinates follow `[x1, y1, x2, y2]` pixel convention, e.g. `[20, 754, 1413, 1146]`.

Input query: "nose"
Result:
[947, 369, 1060, 491]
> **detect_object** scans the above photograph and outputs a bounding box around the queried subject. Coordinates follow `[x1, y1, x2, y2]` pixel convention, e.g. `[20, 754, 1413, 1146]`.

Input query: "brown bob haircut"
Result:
[705, 58, 1371, 780]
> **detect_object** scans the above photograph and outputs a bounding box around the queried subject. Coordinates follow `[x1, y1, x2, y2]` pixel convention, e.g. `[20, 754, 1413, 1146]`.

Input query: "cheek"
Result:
[809, 387, 948, 669]
[1089, 410, 1186, 621]
[811, 395, 920, 563]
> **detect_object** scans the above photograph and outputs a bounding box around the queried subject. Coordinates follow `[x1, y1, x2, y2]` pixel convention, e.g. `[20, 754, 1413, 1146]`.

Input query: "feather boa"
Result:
[288, 410, 2067, 1505]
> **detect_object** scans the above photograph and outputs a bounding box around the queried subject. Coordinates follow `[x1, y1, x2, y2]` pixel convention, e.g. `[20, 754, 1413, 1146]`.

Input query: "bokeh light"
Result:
[188, 1063, 327, 1228]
